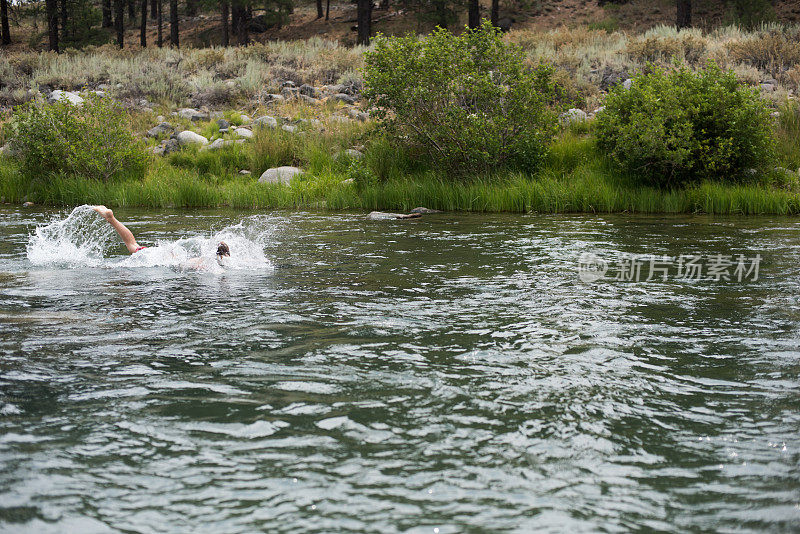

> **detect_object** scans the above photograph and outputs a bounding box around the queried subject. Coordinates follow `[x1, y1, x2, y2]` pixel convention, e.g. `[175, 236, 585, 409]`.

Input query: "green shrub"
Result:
[9, 94, 148, 182]
[363, 21, 560, 176]
[596, 63, 774, 187]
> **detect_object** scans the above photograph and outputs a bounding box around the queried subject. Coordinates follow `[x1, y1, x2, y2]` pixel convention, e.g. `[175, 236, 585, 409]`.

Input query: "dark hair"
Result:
[216, 242, 230, 257]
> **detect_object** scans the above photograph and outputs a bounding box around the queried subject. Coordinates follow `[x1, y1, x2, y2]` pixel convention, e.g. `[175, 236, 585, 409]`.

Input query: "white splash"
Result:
[27, 205, 275, 272]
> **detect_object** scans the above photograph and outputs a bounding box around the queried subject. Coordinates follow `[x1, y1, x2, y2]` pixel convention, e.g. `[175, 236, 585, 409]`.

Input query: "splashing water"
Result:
[27, 205, 275, 272]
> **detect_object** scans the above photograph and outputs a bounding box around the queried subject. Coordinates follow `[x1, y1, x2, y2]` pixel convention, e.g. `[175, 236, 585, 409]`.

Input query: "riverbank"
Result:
[3, 133, 799, 215]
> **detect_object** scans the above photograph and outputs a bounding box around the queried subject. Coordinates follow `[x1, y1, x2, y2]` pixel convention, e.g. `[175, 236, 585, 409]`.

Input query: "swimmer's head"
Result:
[216, 242, 230, 257]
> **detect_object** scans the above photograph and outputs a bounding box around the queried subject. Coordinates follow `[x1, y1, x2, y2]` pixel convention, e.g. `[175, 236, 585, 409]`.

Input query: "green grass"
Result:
[2, 130, 800, 215]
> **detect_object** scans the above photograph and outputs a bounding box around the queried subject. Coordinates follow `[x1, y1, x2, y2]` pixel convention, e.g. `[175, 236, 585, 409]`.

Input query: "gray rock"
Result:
[217, 118, 231, 130]
[253, 115, 278, 129]
[299, 84, 318, 98]
[202, 139, 234, 151]
[348, 109, 369, 122]
[258, 166, 303, 185]
[97, 83, 110, 91]
[331, 93, 356, 105]
[340, 148, 363, 160]
[263, 93, 285, 104]
[281, 124, 298, 133]
[281, 81, 296, 88]
[761, 83, 776, 92]
[162, 138, 180, 154]
[560, 108, 588, 125]
[299, 94, 321, 106]
[48, 90, 84, 106]
[90, 90, 107, 98]
[240, 114, 251, 124]
[147, 122, 174, 138]
[366, 211, 422, 220]
[22, 201, 34, 207]
[622, 78, 633, 90]
[281, 87, 299, 100]
[148, 145, 165, 156]
[176, 130, 209, 146]
[238, 169, 251, 175]
[410, 207, 440, 214]
[234, 127, 254, 139]
[178, 108, 208, 121]
[330, 115, 353, 124]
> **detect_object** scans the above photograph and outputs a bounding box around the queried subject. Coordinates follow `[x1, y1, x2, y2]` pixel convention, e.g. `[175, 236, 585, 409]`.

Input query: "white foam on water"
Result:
[27, 205, 275, 272]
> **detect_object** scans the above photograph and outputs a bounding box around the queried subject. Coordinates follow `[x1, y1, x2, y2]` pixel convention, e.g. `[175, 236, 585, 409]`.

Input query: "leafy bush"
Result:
[363, 21, 560, 176]
[9, 94, 148, 182]
[596, 63, 774, 187]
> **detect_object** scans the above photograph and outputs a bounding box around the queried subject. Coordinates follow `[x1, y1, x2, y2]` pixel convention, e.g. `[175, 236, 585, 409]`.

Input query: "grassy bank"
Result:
[3, 133, 799, 215]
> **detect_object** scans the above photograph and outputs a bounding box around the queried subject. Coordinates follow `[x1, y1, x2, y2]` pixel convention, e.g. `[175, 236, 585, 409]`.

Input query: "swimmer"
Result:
[91, 205, 230, 267]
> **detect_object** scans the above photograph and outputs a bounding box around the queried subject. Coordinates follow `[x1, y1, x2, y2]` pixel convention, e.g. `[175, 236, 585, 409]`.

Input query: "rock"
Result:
[97, 83, 110, 91]
[410, 207, 440, 214]
[761, 83, 776, 92]
[771, 111, 781, 119]
[348, 109, 369, 122]
[234, 127, 253, 139]
[281, 81, 296, 88]
[299, 94, 322, 106]
[281, 87, 299, 100]
[202, 139, 234, 151]
[217, 118, 230, 130]
[240, 114, 251, 124]
[253, 115, 278, 129]
[258, 166, 303, 185]
[331, 93, 356, 105]
[90, 90, 107, 98]
[560, 108, 588, 125]
[622, 78, 633, 90]
[238, 169, 251, 175]
[281, 124, 298, 133]
[147, 122, 174, 138]
[299, 84, 318, 98]
[340, 178, 354, 185]
[48, 90, 84, 106]
[366, 211, 422, 220]
[263, 93, 285, 104]
[178, 108, 209, 121]
[162, 138, 180, 154]
[594, 106, 606, 114]
[156, 115, 165, 122]
[340, 148, 363, 160]
[176, 130, 209, 146]
[330, 115, 353, 124]
[22, 201, 34, 207]
[148, 145, 165, 156]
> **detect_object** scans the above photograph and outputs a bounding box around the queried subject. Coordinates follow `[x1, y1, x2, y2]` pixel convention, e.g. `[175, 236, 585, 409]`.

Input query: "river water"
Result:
[0, 205, 798, 532]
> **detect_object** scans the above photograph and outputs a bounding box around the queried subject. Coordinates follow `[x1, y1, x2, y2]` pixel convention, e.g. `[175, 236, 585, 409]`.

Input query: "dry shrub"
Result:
[784, 66, 800, 92]
[190, 84, 241, 108]
[726, 32, 800, 76]
[627, 36, 683, 64]
[731, 63, 762, 86]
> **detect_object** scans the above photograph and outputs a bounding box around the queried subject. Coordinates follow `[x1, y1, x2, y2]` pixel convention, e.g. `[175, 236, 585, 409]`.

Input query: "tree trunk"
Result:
[156, 0, 162, 46]
[140, 0, 146, 46]
[325, 0, 330, 20]
[114, 0, 124, 48]
[102, 0, 112, 27]
[46, 0, 59, 51]
[231, 0, 247, 45]
[316, 0, 323, 19]
[677, 0, 691, 29]
[186, 0, 196, 17]
[356, 0, 370, 45]
[169, 0, 178, 47]
[127, 0, 134, 22]
[221, 0, 229, 46]
[59, 0, 67, 40]
[490, 0, 498, 27]
[468, 0, 479, 29]
[150, 0, 156, 20]
[1, 0, 12, 45]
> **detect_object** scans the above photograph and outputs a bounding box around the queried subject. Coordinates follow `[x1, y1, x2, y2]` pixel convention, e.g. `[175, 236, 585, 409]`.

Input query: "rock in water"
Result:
[258, 166, 303, 185]
[48, 90, 84, 106]
[410, 207, 440, 214]
[366, 211, 422, 220]
[176, 131, 209, 146]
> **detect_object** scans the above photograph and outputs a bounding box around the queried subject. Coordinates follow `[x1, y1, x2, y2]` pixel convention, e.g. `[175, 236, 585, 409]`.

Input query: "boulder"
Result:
[410, 207, 440, 214]
[348, 109, 369, 122]
[238, 169, 251, 175]
[761, 83, 776, 92]
[281, 124, 298, 133]
[258, 166, 303, 185]
[263, 93, 285, 104]
[299, 94, 321, 106]
[176, 130, 209, 146]
[202, 139, 234, 151]
[366, 211, 422, 220]
[560, 108, 587, 125]
[281, 87, 299, 100]
[622, 78, 633, 90]
[331, 93, 356, 105]
[340, 148, 363, 160]
[217, 118, 230, 130]
[281, 81, 296, 88]
[162, 138, 180, 155]
[147, 122, 174, 138]
[240, 114, 251, 123]
[299, 84, 318, 98]
[234, 127, 254, 139]
[253, 115, 278, 129]
[48, 90, 84, 106]
[178, 108, 208, 121]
